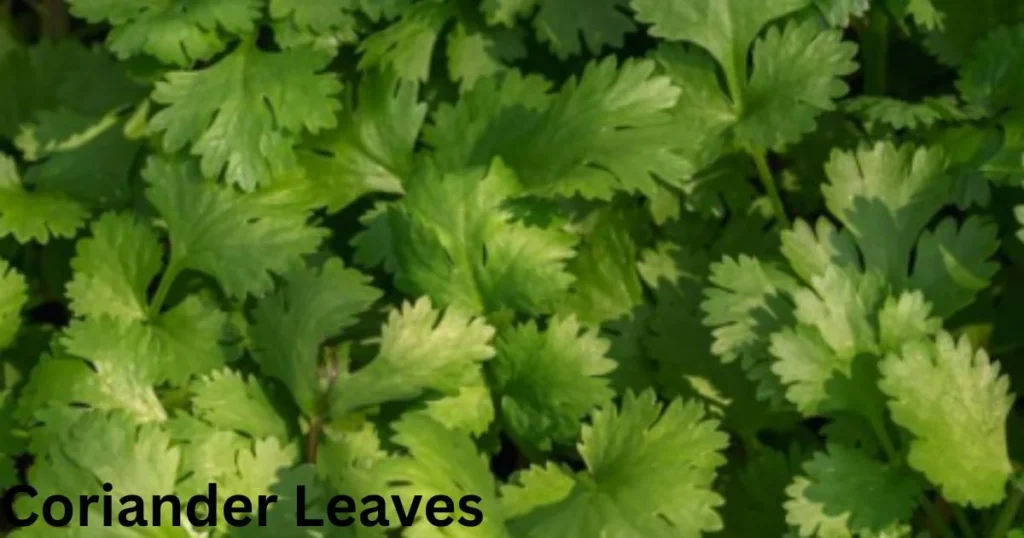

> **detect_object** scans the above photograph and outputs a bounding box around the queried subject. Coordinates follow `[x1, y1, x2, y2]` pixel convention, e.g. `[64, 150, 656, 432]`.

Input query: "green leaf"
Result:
[0, 257, 27, 351]
[532, 0, 634, 58]
[491, 315, 615, 452]
[300, 70, 425, 212]
[354, 161, 577, 315]
[908, 216, 998, 316]
[427, 57, 688, 202]
[15, 410, 192, 536]
[385, 414, 512, 537]
[822, 142, 951, 285]
[446, 23, 525, 90]
[879, 333, 1014, 507]
[844, 96, 982, 131]
[66, 212, 162, 322]
[922, 0, 1024, 66]
[144, 157, 328, 298]
[62, 296, 230, 386]
[788, 444, 919, 535]
[631, 0, 811, 79]
[18, 346, 167, 423]
[249, 258, 381, 415]
[736, 20, 858, 151]
[0, 152, 88, 244]
[509, 390, 729, 538]
[956, 24, 1024, 114]
[769, 268, 884, 414]
[357, 2, 456, 82]
[149, 43, 342, 190]
[703, 255, 799, 405]
[333, 297, 496, 413]
[190, 368, 292, 440]
[68, 0, 261, 65]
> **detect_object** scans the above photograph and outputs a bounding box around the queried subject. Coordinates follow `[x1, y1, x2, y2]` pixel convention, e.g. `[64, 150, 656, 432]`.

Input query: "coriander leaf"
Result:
[0, 257, 27, 351]
[922, 0, 1024, 66]
[822, 142, 951, 286]
[268, 0, 360, 48]
[769, 268, 884, 414]
[779, 218, 860, 283]
[703, 255, 799, 405]
[631, 0, 811, 78]
[956, 24, 1024, 114]
[15, 411, 191, 536]
[908, 216, 998, 316]
[736, 20, 858, 151]
[844, 96, 982, 131]
[880, 333, 1014, 507]
[18, 347, 166, 423]
[65, 212, 162, 322]
[249, 258, 381, 415]
[190, 368, 293, 440]
[789, 444, 919, 535]
[384, 414, 511, 537]
[0, 40, 146, 139]
[447, 23, 525, 90]
[149, 43, 342, 190]
[491, 315, 615, 452]
[785, 477, 854, 538]
[144, 157, 328, 299]
[354, 161, 577, 315]
[413, 375, 495, 437]
[560, 210, 644, 325]
[501, 463, 576, 520]
[300, 70, 426, 212]
[509, 390, 729, 538]
[814, 0, 871, 27]
[357, 2, 456, 82]
[532, 0, 634, 58]
[0, 153, 88, 244]
[61, 297, 230, 386]
[426, 58, 687, 202]
[68, 0, 261, 66]
[333, 297, 495, 413]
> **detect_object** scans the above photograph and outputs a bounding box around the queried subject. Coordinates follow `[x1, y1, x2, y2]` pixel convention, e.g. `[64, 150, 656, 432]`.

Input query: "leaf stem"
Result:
[862, 7, 890, 95]
[148, 259, 182, 317]
[989, 483, 1024, 538]
[749, 149, 790, 227]
[954, 505, 978, 538]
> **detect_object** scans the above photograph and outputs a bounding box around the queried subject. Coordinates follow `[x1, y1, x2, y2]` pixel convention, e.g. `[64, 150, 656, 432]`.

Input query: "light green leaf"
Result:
[66, 212, 162, 322]
[880, 333, 1014, 507]
[509, 390, 729, 538]
[333, 297, 495, 413]
[190, 368, 292, 440]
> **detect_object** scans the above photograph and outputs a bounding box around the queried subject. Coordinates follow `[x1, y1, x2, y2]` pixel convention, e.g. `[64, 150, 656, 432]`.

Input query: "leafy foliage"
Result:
[1, 1, 1024, 537]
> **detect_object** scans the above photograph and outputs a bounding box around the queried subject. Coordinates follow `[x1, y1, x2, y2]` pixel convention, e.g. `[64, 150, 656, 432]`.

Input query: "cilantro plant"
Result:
[1, 0, 1024, 537]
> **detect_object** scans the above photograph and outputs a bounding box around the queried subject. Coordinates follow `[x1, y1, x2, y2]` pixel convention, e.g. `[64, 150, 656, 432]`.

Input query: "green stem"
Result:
[862, 7, 890, 95]
[954, 505, 978, 538]
[148, 259, 182, 317]
[749, 149, 790, 227]
[989, 484, 1024, 538]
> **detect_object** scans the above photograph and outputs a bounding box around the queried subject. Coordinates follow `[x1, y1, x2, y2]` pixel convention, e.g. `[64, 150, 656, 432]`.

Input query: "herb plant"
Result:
[1, 0, 1024, 536]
